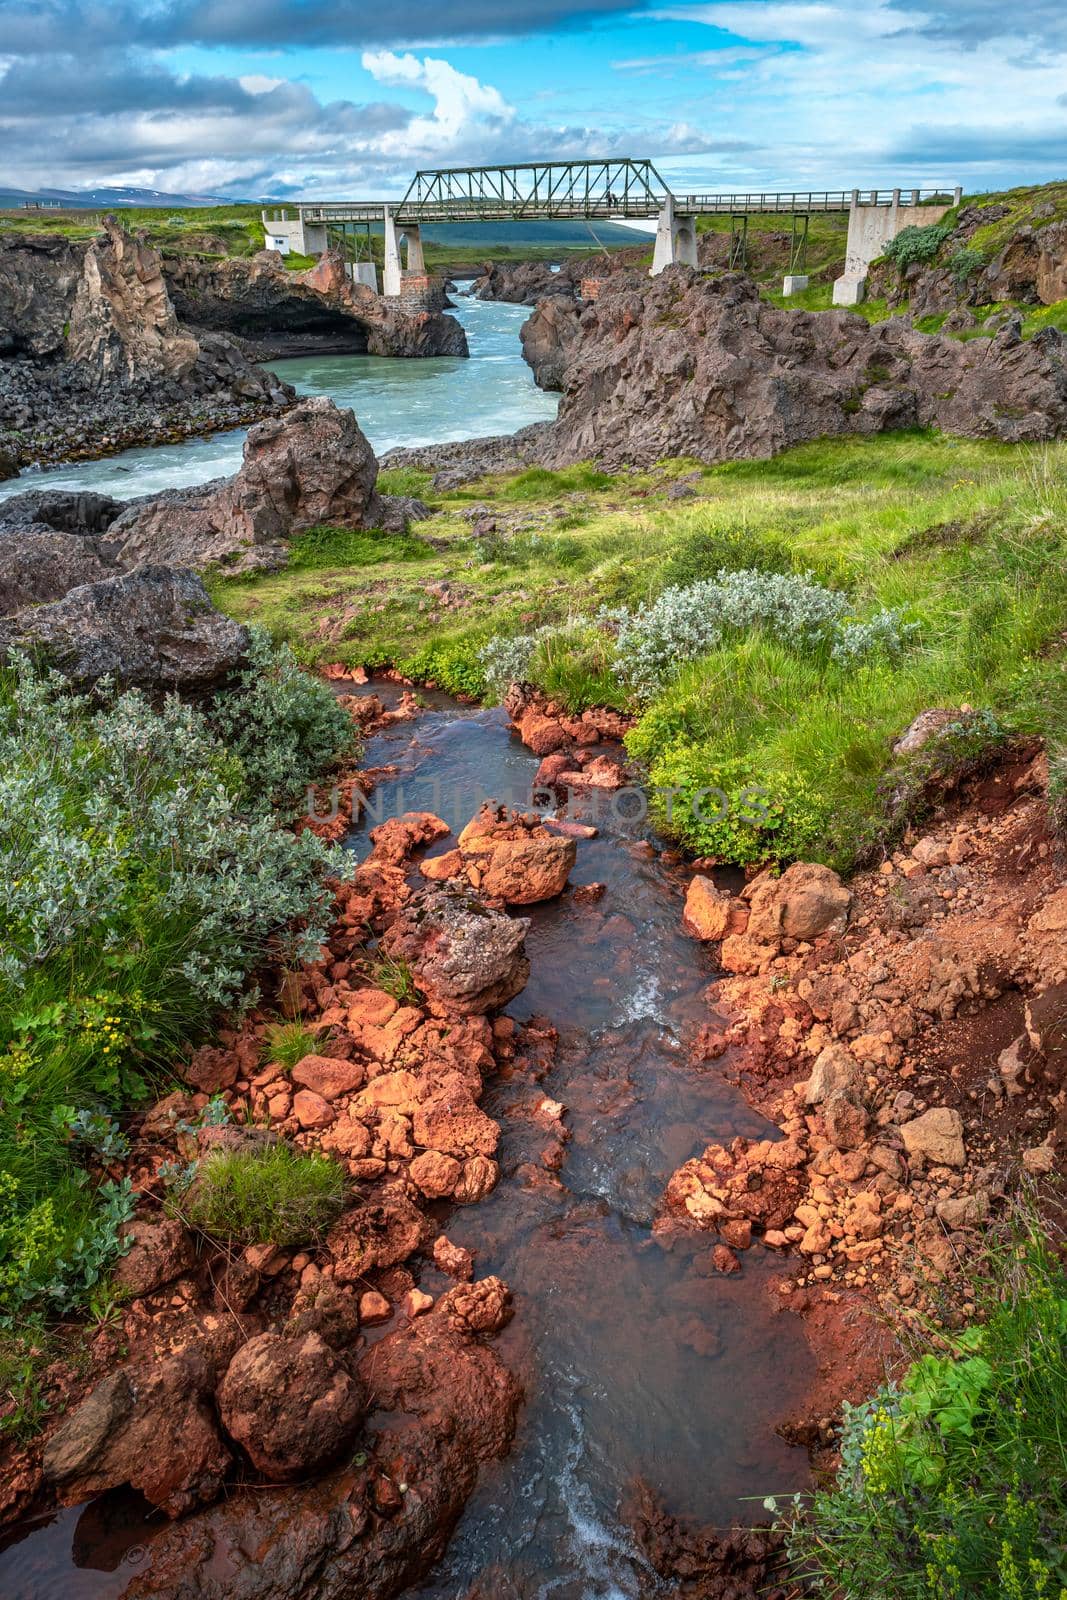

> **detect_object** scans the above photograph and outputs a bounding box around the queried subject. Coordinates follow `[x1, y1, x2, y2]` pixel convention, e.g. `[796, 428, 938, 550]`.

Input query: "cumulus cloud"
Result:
[361, 50, 515, 153]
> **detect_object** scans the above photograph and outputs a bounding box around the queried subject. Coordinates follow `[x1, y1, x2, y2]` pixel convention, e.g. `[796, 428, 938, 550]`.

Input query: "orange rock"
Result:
[293, 1090, 335, 1130]
[345, 988, 399, 1028]
[409, 1150, 462, 1198]
[354, 1071, 422, 1113]
[420, 849, 463, 881]
[290, 1055, 365, 1101]
[404, 1289, 434, 1318]
[359, 1290, 391, 1325]
[432, 1235, 473, 1281]
[682, 875, 731, 941]
[454, 1155, 499, 1204]
[412, 1095, 499, 1159]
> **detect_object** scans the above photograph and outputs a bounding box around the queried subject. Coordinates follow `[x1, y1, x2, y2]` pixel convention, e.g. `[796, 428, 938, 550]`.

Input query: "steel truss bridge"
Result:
[283, 159, 958, 281]
[298, 159, 953, 226]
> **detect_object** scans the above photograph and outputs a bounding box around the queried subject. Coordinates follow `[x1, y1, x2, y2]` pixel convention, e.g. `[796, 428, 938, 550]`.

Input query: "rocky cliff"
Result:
[165, 248, 468, 360]
[0, 219, 292, 469]
[532, 268, 1067, 468]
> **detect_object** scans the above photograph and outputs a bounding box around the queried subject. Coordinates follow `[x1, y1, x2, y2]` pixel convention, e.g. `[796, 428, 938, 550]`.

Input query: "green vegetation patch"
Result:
[777, 1214, 1067, 1600]
[182, 1145, 346, 1246]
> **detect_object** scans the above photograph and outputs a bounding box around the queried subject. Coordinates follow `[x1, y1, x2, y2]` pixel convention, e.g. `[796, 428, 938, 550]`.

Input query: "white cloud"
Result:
[238, 74, 286, 94]
[361, 49, 514, 154]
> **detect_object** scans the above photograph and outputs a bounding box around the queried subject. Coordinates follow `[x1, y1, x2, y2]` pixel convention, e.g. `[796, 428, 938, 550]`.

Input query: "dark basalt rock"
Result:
[0, 564, 250, 690]
[0, 220, 293, 470]
[105, 397, 380, 575]
[520, 294, 583, 391]
[0, 525, 115, 614]
[0, 487, 124, 534]
[165, 248, 468, 361]
[537, 267, 1067, 468]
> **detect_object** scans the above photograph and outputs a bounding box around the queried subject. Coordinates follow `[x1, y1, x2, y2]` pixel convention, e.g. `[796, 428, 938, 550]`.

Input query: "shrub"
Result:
[777, 1215, 1067, 1600]
[642, 741, 829, 865]
[608, 570, 851, 699]
[882, 222, 953, 271]
[830, 607, 919, 666]
[183, 1146, 346, 1246]
[395, 639, 488, 700]
[210, 628, 356, 811]
[0, 657, 346, 1322]
[947, 245, 984, 291]
[479, 632, 539, 696]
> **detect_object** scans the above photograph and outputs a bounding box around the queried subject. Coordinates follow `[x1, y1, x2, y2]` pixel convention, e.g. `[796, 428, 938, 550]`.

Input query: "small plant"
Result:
[263, 1021, 320, 1070]
[479, 632, 539, 696]
[372, 953, 421, 1005]
[210, 629, 356, 811]
[63, 1109, 130, 1163]
[947, 245, 984, 292]
[0, 1325, 52, 1441]
[181, 1145, 346, 1247]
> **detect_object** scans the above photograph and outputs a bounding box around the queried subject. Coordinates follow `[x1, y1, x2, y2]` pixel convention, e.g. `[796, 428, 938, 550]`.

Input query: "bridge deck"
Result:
[291, 161, 954, 228]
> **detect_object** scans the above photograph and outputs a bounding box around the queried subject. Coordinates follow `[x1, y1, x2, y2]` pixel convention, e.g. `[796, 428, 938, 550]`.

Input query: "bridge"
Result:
[262, 159, 961, 305]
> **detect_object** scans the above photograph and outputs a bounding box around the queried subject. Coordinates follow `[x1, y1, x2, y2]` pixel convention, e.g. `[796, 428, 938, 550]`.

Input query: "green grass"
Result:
[210, 431, 1067, 869]
[780, 1212, 1067, 1600]
[181, 1145, 347, 1247]
[263, 1021, 320, 1070]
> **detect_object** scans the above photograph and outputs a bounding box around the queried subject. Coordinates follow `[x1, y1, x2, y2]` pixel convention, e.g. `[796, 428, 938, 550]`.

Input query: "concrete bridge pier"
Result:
[383, 211, 426, 298]
[651, 198, 698, 275]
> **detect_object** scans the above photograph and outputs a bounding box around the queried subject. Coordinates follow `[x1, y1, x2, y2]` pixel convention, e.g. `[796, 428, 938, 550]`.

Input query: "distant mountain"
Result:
[0, 185, 243, 210]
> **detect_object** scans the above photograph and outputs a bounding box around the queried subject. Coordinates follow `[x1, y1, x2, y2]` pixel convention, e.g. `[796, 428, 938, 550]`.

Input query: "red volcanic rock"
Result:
[517, 707, 571, 756]
[412, 1093, 500, 1160]
[290, 1053, 365, 1100]
[419, 848, 463, 881]
[113, 1216, 196, 1297]
[746, 861, 852, 945]
[454, 1155, 500, 1205]
[42, 1323, 243, 1517]
[682, 875, 732, 941]
[409, 1149, 463, 1198]
[433, 1235, 474, 1280]
[369, 810, 451, 866]
[218, 1331, 366, 1480]
[326, 1194, 431, 1284]
[458, 803, 576, 905]
[293, 1088, 335, 1129]
[380, 884, 530, 1015]
[96, 1287, 521, 1600]
[443, 1276, 513, 1335]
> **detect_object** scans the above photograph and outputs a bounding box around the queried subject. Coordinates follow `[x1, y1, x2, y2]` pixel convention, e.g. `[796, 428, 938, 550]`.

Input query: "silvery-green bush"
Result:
[0, 659, 341, 1008]
[479, 631, 540, 696]
[608, 569, 852, 698]
[210, 627, 354, 813]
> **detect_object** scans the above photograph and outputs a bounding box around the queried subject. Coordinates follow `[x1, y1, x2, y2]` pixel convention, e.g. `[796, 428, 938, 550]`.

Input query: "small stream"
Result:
[0, 688, 814, 1599]
[0, 294, 557, 504]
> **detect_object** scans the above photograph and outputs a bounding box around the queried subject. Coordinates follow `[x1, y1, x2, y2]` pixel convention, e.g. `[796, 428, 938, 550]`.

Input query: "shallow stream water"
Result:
[0, 294, 557, 504]
[0, 688, 815, 1599]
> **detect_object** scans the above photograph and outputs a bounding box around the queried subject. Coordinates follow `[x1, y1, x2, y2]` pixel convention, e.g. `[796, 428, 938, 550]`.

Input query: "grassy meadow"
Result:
[210, 432, 1067, 869]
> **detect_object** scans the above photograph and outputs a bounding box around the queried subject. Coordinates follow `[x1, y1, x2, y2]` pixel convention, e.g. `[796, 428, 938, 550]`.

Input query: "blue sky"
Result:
[0, 1, 1065, 198]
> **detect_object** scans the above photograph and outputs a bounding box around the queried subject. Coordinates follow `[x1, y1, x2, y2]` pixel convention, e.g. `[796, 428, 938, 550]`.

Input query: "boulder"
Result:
[114, 1289, 520, 1600]
[682, 875, 732, 941]
[746, 861, 852, 946]
[113, 1217, 196, 1297]
[900, 1106, 966, 1168]
[380, 884, 530, 1015]
[457, 803, 576, 905]
[804, 1044, 861, 1105]
[106, 398, 379, 574]
[823, 1091, 870, 1151]
[326, 1195, 431, 1284]
[0, 526, 113, 615]
[218, 1331, 366, 1480]
[42, 1331, 239, 1517]
[0, 564, 249, 689]
[520, 293, 583, 390]
[0, 487, 124, 534]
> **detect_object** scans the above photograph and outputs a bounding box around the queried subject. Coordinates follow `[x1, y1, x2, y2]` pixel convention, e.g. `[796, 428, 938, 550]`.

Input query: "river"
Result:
[0, 294, 557, 504]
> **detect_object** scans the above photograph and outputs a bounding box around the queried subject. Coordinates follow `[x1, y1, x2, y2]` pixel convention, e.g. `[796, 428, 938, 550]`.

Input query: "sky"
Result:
[0, 1, 1065, 200]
